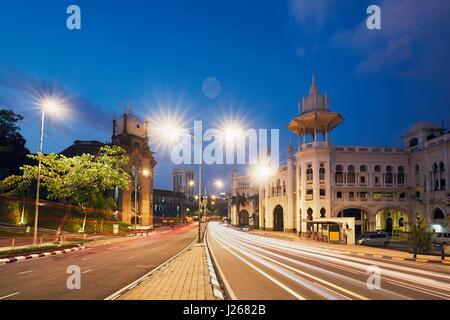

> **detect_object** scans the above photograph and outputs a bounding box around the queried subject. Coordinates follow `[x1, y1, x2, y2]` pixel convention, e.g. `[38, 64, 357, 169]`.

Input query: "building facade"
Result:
[231, 76, 449, 235]
[172, 167, 195, 198]
[153, 189, 187, 224]
[61, 110, 157, 227]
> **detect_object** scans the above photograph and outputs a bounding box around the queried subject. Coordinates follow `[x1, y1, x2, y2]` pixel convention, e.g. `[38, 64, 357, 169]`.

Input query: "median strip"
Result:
[0, 245, 86, 265]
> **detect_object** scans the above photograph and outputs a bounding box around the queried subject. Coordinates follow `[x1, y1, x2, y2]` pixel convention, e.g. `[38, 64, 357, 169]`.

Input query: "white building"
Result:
[231, 76, 449, 236]
[172, 167, 195, 198]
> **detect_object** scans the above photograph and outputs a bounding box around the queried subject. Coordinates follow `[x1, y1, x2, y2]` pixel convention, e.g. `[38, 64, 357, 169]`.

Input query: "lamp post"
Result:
[132, 166, 150, 236]
[33, 98, 60, 245]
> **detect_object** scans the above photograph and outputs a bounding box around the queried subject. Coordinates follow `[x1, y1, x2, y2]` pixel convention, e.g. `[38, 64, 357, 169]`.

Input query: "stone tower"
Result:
[112, 107, 157, 227]
[288, 75, 344, 233]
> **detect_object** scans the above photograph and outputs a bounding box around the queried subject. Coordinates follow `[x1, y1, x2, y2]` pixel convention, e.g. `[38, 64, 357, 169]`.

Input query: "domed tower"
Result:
[288, 74, 343, 144]
[288, 75, 343, 234]
[112, 102, 157, 227]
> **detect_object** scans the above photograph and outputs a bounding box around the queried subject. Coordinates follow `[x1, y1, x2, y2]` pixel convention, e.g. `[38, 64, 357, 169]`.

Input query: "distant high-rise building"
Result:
[172, 167, 195, 198]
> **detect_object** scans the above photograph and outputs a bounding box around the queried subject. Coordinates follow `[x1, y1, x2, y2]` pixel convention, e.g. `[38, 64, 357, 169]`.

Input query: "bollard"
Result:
[12, 237, 15, 248]
[39, 236, 43, 247]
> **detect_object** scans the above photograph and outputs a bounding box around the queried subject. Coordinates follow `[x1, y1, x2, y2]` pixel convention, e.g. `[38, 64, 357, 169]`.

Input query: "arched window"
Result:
[319, 164, 325, 181]
[433, 163, 438, 173]
[433, 208, 445, 220]
[374, 165, 381, 173]
[320, 208, 326, 218]
[415, 164, 420, 186]
[276, 179, 281, 194]
[336, 191, 343, 199]
[360, 165, 367, 172]
[282, 181, 286, 195]
[347, 165, 356, 184]
[307, 208, 313, 220]
[385, 166, 393, 185]
[335, 165, 343, 184]
[440, 161, 445, 172]
[409, 137, 419, 147]
[397, 166, 405, 185]
[306, 164, 313, 181]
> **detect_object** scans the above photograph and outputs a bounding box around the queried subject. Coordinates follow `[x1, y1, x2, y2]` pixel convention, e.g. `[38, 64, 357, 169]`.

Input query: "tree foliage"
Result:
[0, 146, 130, 211]
[0, 110, 30, 179]
[408, 218, 432, 257]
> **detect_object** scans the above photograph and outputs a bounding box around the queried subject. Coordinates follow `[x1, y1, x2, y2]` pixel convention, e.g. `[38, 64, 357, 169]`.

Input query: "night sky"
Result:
[0, 0, 449, 191]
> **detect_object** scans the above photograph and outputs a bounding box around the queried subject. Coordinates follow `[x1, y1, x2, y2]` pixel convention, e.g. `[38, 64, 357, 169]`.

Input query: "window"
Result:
[373, 193, 382, 201]
[319, 164, 325, 181]
[359, 192, 369, 201]
[360, 176, 366, 185]
[397, 166, 405, 185]
[347, 165, 356, 184]
[416, 191, 421, 199]
[336, 191, 343, 199]
[433, 163, 438, 173]
[409, 137, 419, 147]
[320, 208, 326, 218]
[320, 189, 326, 198]
[385, 192, 395, 201]
[415, 164, 420, 186]
[385, 166, 393, 185]
[306, 189, 313, 201]
[335, 165, 344, 184]
[374, 176, 380, 186]
[349, 191, 355, 200]
[360, 165, 367, 172]
[399, 192, 406, 200]
[306, 165, 313, 181]
[374, 165, 381, 173]
[440, 161, 446, 172]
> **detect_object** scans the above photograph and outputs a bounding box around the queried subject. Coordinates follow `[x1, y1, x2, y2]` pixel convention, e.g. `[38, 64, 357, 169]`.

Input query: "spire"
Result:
[309, 73, 319, 96]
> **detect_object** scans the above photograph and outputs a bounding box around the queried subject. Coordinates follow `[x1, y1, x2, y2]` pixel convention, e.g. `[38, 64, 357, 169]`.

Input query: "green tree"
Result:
[408, 218, 432, 259]
[0, 110, 30, 179]
[0, 146, 130, 230]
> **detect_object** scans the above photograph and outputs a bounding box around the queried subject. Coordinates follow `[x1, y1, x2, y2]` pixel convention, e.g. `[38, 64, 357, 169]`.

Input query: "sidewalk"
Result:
[249, 229, 450, 264]
[118, 243, 217, 300]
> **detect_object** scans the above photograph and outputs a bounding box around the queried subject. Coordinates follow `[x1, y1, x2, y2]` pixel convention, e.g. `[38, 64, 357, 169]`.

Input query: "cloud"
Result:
[0, 67, 111, 131]
[289, 0, 335, 32]
[332, 0, 450, 75]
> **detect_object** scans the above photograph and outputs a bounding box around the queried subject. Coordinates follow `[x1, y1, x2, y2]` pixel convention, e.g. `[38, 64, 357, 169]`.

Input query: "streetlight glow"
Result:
[142, 169, 151, 177]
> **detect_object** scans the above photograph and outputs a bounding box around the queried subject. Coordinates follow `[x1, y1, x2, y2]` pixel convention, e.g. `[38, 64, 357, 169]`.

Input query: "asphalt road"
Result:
[207, 222, 450, 300]
[0, 224, 198, 300]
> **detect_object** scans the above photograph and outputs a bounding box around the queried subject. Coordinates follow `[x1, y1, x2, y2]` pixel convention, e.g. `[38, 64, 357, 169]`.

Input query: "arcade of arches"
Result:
[239, 210, 250, 227]
[336, 208, 410, 235]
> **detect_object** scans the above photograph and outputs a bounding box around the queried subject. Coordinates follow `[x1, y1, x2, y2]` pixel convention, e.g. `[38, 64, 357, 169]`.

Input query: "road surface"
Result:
[0, 224, 198, 300]
[207, 222, 450, 300]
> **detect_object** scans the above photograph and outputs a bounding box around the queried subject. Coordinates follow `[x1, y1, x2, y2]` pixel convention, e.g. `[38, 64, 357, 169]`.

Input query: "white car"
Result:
[431, 233, 450, 246]
[357, 233, 390, 246]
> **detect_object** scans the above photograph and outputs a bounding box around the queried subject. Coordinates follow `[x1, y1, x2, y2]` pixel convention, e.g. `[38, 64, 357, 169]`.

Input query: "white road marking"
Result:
[0, 292, 20, 300]
[128, 256, 135, 260]
[18, 270, 34, 275]
[213, 233, 306, 300]
[82, 257, 92, 261]
[82, 269, 93, 274]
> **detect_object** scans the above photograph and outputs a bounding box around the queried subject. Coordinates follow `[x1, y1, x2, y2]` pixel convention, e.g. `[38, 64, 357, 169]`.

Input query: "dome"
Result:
[301, 74, 329, 114]
[409, 121, 436, 133]
[114, 113, 146, 138]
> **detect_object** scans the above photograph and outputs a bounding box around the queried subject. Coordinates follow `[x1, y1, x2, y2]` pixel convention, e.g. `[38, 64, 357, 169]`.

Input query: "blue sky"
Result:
[1, 0, 449, 190]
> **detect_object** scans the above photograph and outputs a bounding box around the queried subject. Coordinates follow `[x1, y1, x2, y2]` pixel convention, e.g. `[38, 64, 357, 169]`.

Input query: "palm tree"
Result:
[231, 192, 247, 226]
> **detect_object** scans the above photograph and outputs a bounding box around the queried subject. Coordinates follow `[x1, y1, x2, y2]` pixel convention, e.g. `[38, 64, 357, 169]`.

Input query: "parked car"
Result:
[357, 233, 390, 247]
[242, 225, 250, 232]
[431, 233, 450, 246]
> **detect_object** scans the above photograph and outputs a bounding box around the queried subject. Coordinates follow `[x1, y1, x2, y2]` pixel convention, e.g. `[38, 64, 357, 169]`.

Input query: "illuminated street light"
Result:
[33, 97, 64, 245]
[214, 179, 224, 189]
[189, 180, 195, 187]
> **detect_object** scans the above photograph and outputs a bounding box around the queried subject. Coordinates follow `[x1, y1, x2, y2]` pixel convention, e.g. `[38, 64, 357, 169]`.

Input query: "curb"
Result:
[249, 231, 450, 265]
[0, 245, 86, 265]
[204, 234, 224, 300]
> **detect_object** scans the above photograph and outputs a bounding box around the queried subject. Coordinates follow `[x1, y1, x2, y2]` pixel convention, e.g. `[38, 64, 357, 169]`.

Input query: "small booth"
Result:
[309, 217, 356, 245]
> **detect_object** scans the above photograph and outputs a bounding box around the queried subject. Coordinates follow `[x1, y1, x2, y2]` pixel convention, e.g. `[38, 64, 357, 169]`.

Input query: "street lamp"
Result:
[33, 97, 63, 245]
[132, 166, 150, 236]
